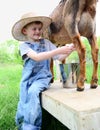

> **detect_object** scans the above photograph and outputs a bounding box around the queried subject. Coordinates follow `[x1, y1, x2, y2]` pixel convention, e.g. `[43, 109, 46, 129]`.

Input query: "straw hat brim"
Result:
[12, 16, 52, 41]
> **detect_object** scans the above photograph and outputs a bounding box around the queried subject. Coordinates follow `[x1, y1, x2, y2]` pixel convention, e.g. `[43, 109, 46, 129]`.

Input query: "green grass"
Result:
[0, 63, 22, 130]
[86, 63, 100, 84]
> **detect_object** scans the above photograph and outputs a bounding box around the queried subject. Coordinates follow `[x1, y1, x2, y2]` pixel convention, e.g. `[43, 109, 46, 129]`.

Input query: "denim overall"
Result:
[16, 39, 52, 130]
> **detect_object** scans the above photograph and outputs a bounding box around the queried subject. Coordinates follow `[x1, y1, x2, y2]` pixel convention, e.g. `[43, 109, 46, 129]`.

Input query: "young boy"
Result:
[12, 12, 75, 130]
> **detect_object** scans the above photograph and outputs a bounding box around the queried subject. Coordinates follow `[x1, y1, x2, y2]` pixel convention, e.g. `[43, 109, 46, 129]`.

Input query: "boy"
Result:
[12, 12, 75, 130]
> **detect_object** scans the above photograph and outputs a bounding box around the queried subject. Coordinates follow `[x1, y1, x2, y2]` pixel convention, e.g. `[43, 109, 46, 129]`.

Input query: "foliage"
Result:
[0, 64, 22, 130]
[0, 37, 100, 64]
[66, 37, 100, 63]
[0, 40, 22, 64]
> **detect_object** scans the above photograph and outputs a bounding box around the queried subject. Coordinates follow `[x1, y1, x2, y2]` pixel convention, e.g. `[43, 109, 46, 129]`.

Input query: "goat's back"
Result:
[43, 0, 96, 46]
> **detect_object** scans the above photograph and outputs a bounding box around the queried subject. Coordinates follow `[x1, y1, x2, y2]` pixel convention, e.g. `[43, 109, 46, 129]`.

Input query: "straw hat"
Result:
[12, 12, 52, 41]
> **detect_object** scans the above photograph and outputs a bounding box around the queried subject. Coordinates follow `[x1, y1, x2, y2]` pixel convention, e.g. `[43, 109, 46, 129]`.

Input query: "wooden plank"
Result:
[41, 81, 100, 130]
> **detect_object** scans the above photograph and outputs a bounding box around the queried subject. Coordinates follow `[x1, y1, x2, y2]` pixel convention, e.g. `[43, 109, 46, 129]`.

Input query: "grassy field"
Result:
[0, 64, 22, 130]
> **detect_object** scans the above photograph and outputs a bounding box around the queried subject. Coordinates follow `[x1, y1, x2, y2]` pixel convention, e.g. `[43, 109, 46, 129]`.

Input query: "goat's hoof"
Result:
[90, 85, 98, 89]
[77, 87, 84, 91]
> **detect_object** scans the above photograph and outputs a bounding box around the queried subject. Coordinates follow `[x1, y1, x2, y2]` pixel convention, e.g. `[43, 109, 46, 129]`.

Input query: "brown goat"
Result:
[43, 0, 99, 91]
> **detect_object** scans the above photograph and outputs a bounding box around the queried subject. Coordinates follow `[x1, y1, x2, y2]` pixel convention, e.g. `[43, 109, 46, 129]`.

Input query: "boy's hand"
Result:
[66, 43, 76, 51]
[61, 43, 76, 55]
[58, 43, 76, 61]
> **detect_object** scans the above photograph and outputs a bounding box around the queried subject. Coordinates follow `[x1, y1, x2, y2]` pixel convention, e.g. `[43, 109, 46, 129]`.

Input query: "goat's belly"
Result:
[50, 26, 72, 46]
[78, 12, 95, 37]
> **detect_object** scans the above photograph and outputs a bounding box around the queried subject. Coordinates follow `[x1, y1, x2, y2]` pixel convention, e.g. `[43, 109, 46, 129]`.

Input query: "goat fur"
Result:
[43, 0, 99, 91]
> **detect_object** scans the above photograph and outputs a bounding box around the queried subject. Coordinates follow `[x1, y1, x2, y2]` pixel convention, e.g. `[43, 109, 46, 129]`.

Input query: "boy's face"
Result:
[22, 22, 43, 41]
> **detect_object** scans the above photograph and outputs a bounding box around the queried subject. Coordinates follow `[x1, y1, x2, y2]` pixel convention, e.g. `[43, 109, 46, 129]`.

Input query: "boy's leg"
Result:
[21, 79, 50, 130]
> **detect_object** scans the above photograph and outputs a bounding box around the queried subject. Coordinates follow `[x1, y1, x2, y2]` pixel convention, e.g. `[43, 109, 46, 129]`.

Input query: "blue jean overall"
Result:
[16, 40, 52, 130]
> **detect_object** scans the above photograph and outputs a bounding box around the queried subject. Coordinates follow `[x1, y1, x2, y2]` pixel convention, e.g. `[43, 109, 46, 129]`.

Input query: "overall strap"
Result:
[40, 39, 45, 45]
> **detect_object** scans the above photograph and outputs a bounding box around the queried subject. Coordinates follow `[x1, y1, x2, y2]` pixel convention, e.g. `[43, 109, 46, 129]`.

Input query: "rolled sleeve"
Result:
[19, 43, 32, 60]
[44, 39, 59, 60]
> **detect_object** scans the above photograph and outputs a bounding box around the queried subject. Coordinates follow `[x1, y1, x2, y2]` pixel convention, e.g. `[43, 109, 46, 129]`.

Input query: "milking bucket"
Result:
[59, 63, 80, 88]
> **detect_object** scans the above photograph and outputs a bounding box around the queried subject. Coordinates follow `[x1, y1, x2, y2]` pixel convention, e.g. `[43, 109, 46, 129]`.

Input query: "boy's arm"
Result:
[27, 45, 75, 61]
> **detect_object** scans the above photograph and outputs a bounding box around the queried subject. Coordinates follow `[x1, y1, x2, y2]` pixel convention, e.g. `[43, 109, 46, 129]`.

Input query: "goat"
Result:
[43, 0, 99, 91]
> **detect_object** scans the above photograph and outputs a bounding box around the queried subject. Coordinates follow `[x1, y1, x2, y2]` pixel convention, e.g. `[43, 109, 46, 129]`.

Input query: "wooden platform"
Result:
[41, 81, 100, 130]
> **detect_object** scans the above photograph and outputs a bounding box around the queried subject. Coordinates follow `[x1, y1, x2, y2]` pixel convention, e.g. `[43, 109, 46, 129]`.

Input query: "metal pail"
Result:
[59, 63, 80, 88]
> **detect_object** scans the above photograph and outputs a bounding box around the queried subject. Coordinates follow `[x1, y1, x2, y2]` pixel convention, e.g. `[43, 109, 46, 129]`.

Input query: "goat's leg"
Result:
[88, 35, 99, 88]
[63, 0, 86, 91]
[73, 35, 86, 91]
[50, 59, 54, 83]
